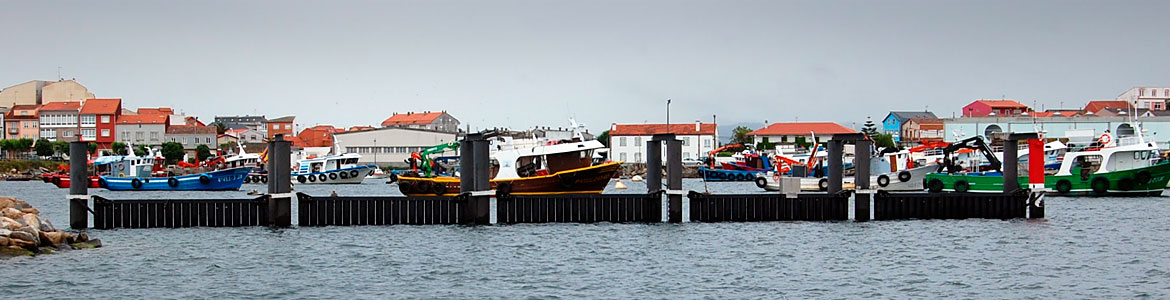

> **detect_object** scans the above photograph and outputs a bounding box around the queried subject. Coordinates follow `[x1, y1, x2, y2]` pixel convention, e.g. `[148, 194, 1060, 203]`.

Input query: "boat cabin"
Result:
[296, 153, 363, 174]
[492, 140, 604, 180]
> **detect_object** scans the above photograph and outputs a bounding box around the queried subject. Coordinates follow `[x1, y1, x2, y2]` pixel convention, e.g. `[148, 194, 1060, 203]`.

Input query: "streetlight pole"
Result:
[666, 99, 671, 134]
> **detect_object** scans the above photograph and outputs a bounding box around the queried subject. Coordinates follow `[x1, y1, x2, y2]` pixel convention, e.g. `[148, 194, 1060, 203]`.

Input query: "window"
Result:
[683, 137, 690, 146]
[284, 124, 291, 129]
[136, 132, 144, 142]
[191, 137, 197, 144]
[619, 137, 626, 146]
[272, 124, 278, 130]
[150, 132, 159, 141]
[1155, 89, 1160, 97]
[1140, 88, 1145, 96]
[82, 129, 95, 140]
[704, 138, 711, 148]
[634, 136, 642, 145]
[81, 115, 96, 126]
[100, 115, 110, 123]
[634, 152, 642, 163]
[101, 129, 110, 137]
[684, 152, 690, 159]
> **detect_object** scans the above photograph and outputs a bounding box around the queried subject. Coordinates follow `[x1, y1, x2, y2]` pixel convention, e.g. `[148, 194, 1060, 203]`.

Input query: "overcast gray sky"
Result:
[2, 0, 1167, 133]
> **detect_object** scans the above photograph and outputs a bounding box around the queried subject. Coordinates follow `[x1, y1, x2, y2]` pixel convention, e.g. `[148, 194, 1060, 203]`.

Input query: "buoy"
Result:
[614, 179, 628, 190]
[631, 175, 644, 182]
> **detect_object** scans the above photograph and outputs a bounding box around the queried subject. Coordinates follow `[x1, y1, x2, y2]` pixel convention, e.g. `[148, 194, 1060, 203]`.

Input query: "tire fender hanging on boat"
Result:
[199, 175, 211, 185]
[168, 177, 179, 187]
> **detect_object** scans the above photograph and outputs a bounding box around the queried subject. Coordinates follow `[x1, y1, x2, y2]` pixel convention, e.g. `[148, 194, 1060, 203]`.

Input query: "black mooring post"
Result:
[68, 141, 88, 229]
[853, 139, 871, 221]
[1003, 138, 1019, 192]
[645, 138, 663, 193]
[827, 139, 844, 194]
[459, 138, 475, 193]
[665, 137, 683, 223]
[471, 137, 491, 225]
[267, 134, 292, 227]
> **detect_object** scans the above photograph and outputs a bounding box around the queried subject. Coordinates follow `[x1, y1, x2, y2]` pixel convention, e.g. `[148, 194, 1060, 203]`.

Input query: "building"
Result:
[116, 114, 169, 146]
[0, 107, 7, 139]
[961, 99, 1031, 117]
[942, 115, 1170, 148]
[347, 126, 375, 132]
[225, 128, 265, 144]
[4, 105, 40, 140]
[79, 99, 122, 150]
[380, 111, 460, 133]
[166, 125, 217, 158]
[901, 118, 944, 145]
[296, 125, 336, 148]
[1082, 100, 1133, 115]
[0, 80, 94, 108]
[267, 116, 295, 140]
[608, 122, 718, 163]
[332, 127, 460, 167]
[748, 122, 855, 146]
[36, 101, 82, 142]
[214, 115, 267, 131]
[1117, 87, 1170, 111]
[881, 111, 938, 142]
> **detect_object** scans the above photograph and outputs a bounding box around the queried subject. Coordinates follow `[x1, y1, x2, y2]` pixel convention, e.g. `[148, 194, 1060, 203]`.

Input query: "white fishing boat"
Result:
[293, 153, 378, 184]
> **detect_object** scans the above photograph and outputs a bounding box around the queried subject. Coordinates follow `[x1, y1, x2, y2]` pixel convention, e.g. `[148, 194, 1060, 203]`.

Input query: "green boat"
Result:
[926, 136, 1169, 196]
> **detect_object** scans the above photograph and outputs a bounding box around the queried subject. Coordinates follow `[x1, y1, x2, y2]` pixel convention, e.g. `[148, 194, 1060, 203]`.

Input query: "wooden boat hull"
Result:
[397, 162, 621, 196]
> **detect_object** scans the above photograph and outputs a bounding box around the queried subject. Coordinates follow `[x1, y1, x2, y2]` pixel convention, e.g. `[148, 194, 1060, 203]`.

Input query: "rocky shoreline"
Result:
[1, 196, 101, 257]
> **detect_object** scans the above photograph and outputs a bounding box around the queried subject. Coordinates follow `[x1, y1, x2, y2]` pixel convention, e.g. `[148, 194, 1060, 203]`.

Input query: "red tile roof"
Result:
[117, 114, 168, 125]
[381, 112, 445, 126]
[749, 122, 856, 136]
[610, 123, 717, 136]
[1083, 100, 1132, 113]
[296, 127, 334, 148]
[80, 98, 122, 115]
[347, 126, 375, 132]
[4, 105, 39, 119]
[973, 99, 1029, 108]
[136, 107, 174, 115]
[166, 124, 215, 134]
[39, 101, 82, 111]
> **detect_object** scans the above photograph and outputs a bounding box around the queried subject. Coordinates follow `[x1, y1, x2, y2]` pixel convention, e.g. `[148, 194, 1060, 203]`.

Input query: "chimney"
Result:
[695, 120, 700, 132]
[611, 123, 617, 131]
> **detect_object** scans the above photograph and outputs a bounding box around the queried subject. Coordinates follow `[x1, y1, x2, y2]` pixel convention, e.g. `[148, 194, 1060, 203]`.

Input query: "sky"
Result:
[2, 0, 1167, 134]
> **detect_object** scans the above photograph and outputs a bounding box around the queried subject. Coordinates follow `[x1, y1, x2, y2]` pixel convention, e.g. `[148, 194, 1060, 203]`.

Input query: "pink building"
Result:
[961, 99, 1031, 117]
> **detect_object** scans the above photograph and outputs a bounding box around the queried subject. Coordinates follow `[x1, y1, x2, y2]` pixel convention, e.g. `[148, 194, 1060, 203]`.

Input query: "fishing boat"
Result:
[924, 132, 1170, 196]
[293, 153, 378, 184]
[397, 139, 621, 196]
[218, 142, 267, 184]
[97, 150, 251, 191]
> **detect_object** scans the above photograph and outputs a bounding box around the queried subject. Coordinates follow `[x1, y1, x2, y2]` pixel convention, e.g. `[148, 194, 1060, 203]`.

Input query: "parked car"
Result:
[682, 157, 703, 166]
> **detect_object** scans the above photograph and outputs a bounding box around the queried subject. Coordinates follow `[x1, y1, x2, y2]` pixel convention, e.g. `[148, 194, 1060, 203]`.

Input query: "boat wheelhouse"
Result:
[293, 153, 378, 184]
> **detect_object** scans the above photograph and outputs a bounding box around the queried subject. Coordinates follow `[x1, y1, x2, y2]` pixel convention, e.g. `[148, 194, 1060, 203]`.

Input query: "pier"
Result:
[68, 131, 1045, 229]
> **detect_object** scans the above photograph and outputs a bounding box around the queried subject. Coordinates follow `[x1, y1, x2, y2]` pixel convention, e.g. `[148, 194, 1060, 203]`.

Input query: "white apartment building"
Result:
[608, 122, 717, 163]
[1117, 86, 1170, 111]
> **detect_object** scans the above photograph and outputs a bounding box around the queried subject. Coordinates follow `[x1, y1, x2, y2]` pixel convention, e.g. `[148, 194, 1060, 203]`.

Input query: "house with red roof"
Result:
[1082, 100, 1133, 115]
[297, 125, 336, 148]
[80, 98, 122, 150]
[748, 122, 856, 146]
[37, 101, 82, 142]
[607, 122, 718, 163]
[4, 105, 40, 140]
[166, 124, 217, 158]
[116, 113, 169, 146]
[381, 111, 460, 133]
[961, 99, 1032, 117]
[267, 116, 295, 140]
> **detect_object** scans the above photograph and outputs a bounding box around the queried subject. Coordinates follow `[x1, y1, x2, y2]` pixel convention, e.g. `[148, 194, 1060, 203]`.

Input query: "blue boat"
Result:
[101, 167, 252, 191]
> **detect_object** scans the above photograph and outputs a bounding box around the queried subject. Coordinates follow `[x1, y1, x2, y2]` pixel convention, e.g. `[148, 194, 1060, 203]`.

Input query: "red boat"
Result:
[47, 174, 102, 189]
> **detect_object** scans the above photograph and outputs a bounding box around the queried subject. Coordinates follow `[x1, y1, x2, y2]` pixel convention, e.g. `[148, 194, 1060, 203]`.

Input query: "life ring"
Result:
[1098, 133, 1112, 145]
[898, 171, 912, 182]
[927, 178, 944, 193]
[318, 174, 328, 182]
[877, 175, 890, 187]
[167, 177, 179, 187]
[1055, 179, 1072, 194]
[339, 171, 350, 179]
[308, 175, 316, 182]
[131, 178, 143, 189]
[954, 180, 969, 193]
[297, 175, 307, 183]
[350, 170, 360, 178]
[432, 182, 447, 195]
[818, 178, 828, 191]
[495, 182, 513, 197]
[754, 176, 768, 188]
[117, 164, 126, 171]
[1090, 177, 1109, 195]
[199, 175, 211, 185]
[329, 172, 338, 180]
[118, 172, 126, 177]
[1135, 171, 1152, 185]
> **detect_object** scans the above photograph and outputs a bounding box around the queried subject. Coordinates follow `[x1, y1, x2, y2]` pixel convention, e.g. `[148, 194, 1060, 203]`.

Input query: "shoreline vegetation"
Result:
[0, 160, 67, 174]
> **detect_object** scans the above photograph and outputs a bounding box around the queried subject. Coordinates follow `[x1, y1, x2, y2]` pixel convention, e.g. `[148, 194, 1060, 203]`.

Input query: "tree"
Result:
[731, 126, 754, 146]
[112, 142, 128, 155]
[52, 141, 69, 157]
[861, 117, 878, 137]
[0, 140, 11, 159]
[196, 144, 212, 161]
[160, 142, 185, 165]
[597, 130, 610, 147]
[873, 133, 897, 149]
[214, 122, 228, 135]
[14, 138, 34, 157]
[794, 136, 812, 149]
[34, 139, 54, 157]
[135, 145, 150, 157]
[86, 142, 98, 155]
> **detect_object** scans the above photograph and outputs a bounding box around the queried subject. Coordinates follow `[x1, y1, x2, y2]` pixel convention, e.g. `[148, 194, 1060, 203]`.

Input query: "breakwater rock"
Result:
[0, 196, 101, 257]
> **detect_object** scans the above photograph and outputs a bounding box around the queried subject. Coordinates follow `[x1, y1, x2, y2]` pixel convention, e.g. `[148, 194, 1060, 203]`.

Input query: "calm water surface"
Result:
[2, 179, 1168, 298]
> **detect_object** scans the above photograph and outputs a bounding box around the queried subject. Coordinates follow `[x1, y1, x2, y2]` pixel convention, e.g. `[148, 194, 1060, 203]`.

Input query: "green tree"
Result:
[34, 139, 54, 157]
[86, 142, 98, 155]
[14, 138, 34, 157]
[51, 141, 69, 157]
[861, 117, 878, 137]
[111, 142, 128, 155]
[214, 122, 228, 135]
[196, 144, 212, 161]
[135, 145, 150, 157]
[597, 130, 610, 147]
[731, 126, 754, 145]
[160, 142, 185, 164]
[0, 140, 11, 159]
[794, 136, 811, 149]
[873, 133, 897, 149]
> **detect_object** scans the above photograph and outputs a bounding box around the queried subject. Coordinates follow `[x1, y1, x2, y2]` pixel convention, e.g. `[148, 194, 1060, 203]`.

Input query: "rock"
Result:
[37, 218, 54, 233]
[0, 236, 8, 247]
[21, 214, 41, 231]
[19, 207, 39, 215]
[38, 231, 67, 246]
[70, 239, 101, 249]
[8, 230, 38, 245]
[0, 228, 10, 236]
[75, 232, 89, 243]
[2, 207, 22, 219]
[36, 246, 55, 255]
[0, 217, 19, 230]
[0, 246, 34, 257]
[0, 197, 13, 210]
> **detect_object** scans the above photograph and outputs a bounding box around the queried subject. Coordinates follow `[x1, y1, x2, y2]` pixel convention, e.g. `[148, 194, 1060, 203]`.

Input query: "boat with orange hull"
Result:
[398, 161, 621, 196]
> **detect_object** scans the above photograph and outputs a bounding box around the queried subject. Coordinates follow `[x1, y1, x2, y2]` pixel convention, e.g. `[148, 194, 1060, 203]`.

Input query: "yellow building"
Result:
[0, 79, 94, 108]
